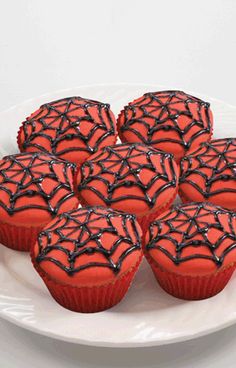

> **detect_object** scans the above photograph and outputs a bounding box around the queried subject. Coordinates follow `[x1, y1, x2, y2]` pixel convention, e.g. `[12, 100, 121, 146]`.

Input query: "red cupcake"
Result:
[75, 143, 179, 233]
[118, 90, 213, 163]
[31, 206, 142, 313]
[18, 96, 117, 164]
[179, 138, 236, 210]
[144, 202, 236, 300]
[0, 152, 78, 251]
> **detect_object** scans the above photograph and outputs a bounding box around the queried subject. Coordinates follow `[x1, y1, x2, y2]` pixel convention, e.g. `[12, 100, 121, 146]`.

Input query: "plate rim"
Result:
[1, 82, 236, 115]
[1, 305, 236, 348]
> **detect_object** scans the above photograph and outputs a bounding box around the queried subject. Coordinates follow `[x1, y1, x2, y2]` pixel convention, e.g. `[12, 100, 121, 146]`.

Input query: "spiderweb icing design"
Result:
[20, 96, 116, 156]
[36, 207, 141, 275]
[180, 138, 236, 198]
[146, 202, 236, 267]
[77, 143, 178, 208]
[0, 152, 76, 215]
[119, 90, 212, 150]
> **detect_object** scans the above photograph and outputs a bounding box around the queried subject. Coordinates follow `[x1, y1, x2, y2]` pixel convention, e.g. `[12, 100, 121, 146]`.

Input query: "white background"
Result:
[1, 0, 236, 110]
[0, 0, 236, 367]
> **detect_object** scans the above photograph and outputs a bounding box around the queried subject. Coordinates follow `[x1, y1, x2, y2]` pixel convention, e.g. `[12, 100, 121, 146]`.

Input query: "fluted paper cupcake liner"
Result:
[31, 253, 143, 313]
[0, 221, 43, 252]
[145, 251, 236, 300]
[17, 125, 24, 151]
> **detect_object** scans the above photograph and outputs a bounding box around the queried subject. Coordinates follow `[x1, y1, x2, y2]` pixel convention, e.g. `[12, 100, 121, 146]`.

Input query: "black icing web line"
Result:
[21, 97, 116, 156]
[36, 207, 141, 275]
[120, 90, 211, 150]
[78, 143, 177, 208]
[180, 138, 236, 198]
[147, 202, 236, 267]
[0, 152, 76, 215]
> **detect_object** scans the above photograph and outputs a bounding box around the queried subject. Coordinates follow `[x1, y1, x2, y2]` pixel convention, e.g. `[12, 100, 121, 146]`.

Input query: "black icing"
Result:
[20, 97, 116, 156]
[119, 90, 212, 150]
[146, 202, 236, 267]
[180, 138, 236, 198]
[0, 152, 76, 215]
[77, 143, 178, 209]
[36, 206, 141, 275]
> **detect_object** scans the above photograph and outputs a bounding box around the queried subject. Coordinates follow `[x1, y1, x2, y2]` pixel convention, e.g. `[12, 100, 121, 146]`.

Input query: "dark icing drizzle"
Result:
[77, 143, 178, 208]
[180, 138, 236, 198]
[20, 96, 116, 156]
[119, 90, 212, 150]
[36, 206, 141, 275]
[0, 152, 76, 216]
[146, 202, 236, 267]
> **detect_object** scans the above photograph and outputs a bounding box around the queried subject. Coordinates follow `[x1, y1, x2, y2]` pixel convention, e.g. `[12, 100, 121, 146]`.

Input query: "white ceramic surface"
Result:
[0, 84, 236, 348]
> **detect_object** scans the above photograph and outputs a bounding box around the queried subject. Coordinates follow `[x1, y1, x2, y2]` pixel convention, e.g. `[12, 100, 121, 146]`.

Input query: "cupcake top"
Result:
[0, 152, 78, 226]
[179, 138, 236, 209]
[118, 90, 213, 162]
[145, 202, 236, 276]
[18, 96, 117, 164]
[33, 206, 142, 286]
[76, 143, 179, 217]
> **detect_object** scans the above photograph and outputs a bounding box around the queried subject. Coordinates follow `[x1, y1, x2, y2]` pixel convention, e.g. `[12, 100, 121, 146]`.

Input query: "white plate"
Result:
[1, 84, 236, 348]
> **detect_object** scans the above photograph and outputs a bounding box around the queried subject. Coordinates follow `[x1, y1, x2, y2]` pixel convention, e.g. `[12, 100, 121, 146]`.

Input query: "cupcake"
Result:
[144, 202, 236, 300]
[0, 152, 78, 251]
[118, 90, 213, 163]
[75, 143, 179, 233]
[18, 96, 117, 164]
[31, 206, 142, 313]
[179, 138, 236, 210]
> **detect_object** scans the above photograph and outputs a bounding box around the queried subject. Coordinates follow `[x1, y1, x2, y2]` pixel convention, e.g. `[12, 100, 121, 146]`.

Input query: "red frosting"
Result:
[179, 138, 236, 209]
[145, 202, 236, 276]
[118, 91, 213, 162]
[0, 152, 78, 226]
[18, 97, 117, 164]
[33, 206, 142, 287]
[76, 143, 179, 217]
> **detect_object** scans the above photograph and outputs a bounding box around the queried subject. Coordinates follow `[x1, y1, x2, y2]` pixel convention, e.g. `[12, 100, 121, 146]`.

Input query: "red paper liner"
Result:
[17, 125, 24, 152]
[0, 221, 43, 252]
[145, 251, 236, 300]
[31, 253, 143, 313]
